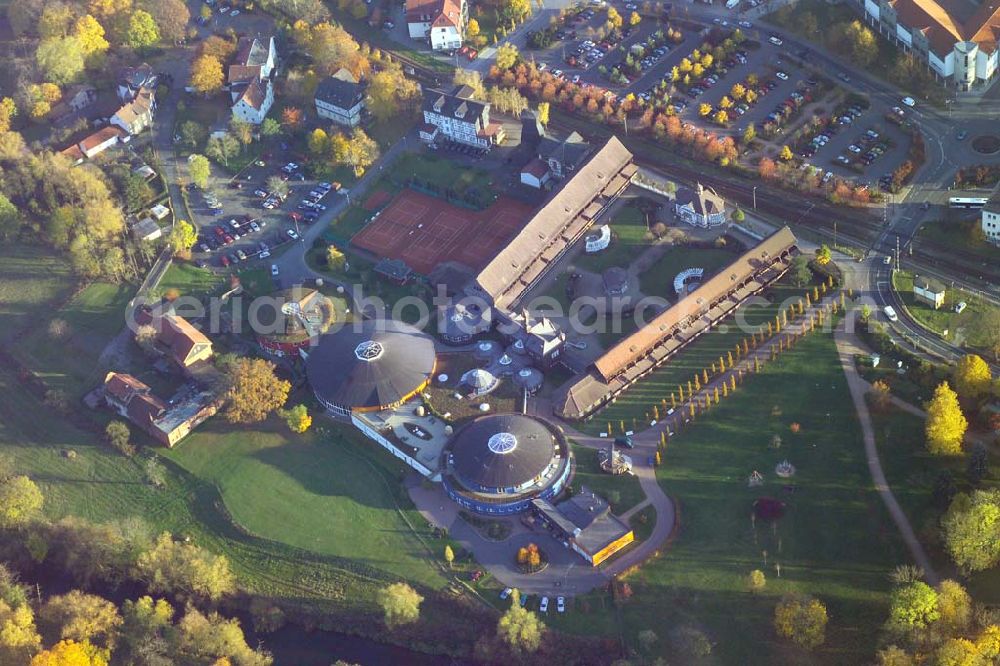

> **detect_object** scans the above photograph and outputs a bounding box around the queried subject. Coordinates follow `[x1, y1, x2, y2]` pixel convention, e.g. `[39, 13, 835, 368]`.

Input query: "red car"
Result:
[467, 48, 478, 61]
[223, 234, 234, 245]
[219, 255, 231, 267]
[214, 225, 226, 236]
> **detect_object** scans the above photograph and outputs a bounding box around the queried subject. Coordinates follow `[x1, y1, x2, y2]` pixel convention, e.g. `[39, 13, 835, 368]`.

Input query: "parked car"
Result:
[954, 301, 967, 314]
[539, 597, 549, 613]
[883, 305, 898, 322]
[271, 264, 280, 277]
[286, 229, 300, 240]
[768, 35, 783, 46]
[236, 249, 247, 261]
[557, 597, 565, 613]
[500, 588, 512, 600]
[775, 71, 789, 81]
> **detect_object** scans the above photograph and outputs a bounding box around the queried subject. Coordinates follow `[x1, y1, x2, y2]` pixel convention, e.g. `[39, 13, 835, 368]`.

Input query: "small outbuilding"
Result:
[913, 276, 946, 309]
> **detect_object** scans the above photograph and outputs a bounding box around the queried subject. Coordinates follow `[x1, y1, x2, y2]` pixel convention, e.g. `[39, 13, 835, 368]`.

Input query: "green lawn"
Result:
[164, 420, 447, 590]
[575, 204, 652, 273]
[326, 205, 373, 242]
[639, 246, 737, 299]
[570, 443, 646, 515]
[156, 262, 226, 299]
[13, 281, 136, 400]
[0, 244, 76, 342]
[918, 214, 1000, 264]
[580, 279, 813, 433]
[617, 331, 905, 664]
[891, 269, 1000, 349]
[387, 152, 498, 206]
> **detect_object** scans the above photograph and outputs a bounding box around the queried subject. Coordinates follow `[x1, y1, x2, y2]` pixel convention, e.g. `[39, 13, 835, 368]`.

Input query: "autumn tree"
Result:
[779, 145, 793, 161]
[338, 128, 380, 176]
[124, 10, 159, 50]
[136, 532, 236, 601]
[377, 583, 423, 628]
[38, 591, 122, 653]
[774, 595, 827, 649]
[496, 43, 520, 70]
[868, 379, 892, 411]
[167, 220, 198, 256]
[104, 421, 133, 456]
[941, 489, 1000, 573]
[444, 545, 454, 568]
[281, 404, 311, 433]
[326, 244, 346, 271]
[367, 66, 419, 123]
[190, 54, 224, 94]
[171, 607, 272, 666]
[0, 474, 43, 528]
[206, 134, 240, 166]
[747, 569, 766, 593]
[815, 244, 832, 265]
[222, 359, 290, 424]
[118, 596, 174, 665]
[279, 106, 303, 128]
[830, 20, 878, 67]
[453, 69, 486, 99]
[925, 381, 967, 456]
[74, 15, 110, 68]
[37, 36, 86, 85]
[952, 354, 992, 400]
[30, 639, 107, 666]
[497, 603, 543, 653]
[138, 0, 189, 43]
[887, 581, 939, 634]
[936, 579, 972, 636]
[200, 34, 237, 61]
[467, 18, 480, 37]
[536, 101, 550, 126]
[0, 568, 41, 664]
[188, 154, 211, 189]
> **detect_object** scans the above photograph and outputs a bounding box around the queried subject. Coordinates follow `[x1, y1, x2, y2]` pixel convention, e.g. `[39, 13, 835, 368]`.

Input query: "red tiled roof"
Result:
[136, 309, 212, 367]
[237, 79, 269, 111]
[887, 0, 1000, 55]
[79, 126, 125, 154]
[104, 372, 152, 403]
[522, 158, 549, 178]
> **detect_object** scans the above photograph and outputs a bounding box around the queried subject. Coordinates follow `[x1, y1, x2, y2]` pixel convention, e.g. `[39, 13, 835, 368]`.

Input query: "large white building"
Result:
[852, 0, 1000, 89]
[983, 187, 1000, 245]
[406, 0, 467, 51]
[419, 86, 505, 148]
[674, 183, 726, 228]
[228, 36, 277, 124]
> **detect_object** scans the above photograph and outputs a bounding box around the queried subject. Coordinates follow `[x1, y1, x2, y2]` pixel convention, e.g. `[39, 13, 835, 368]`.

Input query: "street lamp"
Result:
[752, 185, 757, 210]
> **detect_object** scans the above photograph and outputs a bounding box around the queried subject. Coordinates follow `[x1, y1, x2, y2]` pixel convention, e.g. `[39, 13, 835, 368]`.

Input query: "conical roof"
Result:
[306, 319, 436, 410]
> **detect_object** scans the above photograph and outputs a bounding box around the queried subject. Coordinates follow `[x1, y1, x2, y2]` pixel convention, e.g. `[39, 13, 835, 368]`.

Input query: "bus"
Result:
[949, 197, 988, 209]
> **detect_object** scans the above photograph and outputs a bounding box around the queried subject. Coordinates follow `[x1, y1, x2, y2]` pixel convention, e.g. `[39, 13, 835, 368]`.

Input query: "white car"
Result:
[539, 596, 549, 613]
[901, 96, 916, 107]
[775, 71, 788, 81]
[883, 255, 892, 265]
[571, 74, 581, 84]
[270, 264, 279, 277]
[286, 229, 300, 240]
[954, 301, 967, 314]
[883, 305, 898, 322]
[768, 36, 783, 46]
[557, 596, 565, 613]
[500, 587, 512, 600]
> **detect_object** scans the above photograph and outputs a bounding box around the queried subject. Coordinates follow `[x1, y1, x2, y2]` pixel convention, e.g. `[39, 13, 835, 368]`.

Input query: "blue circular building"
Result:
[442, 413, 572, 515]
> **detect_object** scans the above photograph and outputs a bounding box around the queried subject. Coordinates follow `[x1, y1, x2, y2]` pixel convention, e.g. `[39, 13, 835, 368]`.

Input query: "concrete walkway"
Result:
[833, 323, 940, 584]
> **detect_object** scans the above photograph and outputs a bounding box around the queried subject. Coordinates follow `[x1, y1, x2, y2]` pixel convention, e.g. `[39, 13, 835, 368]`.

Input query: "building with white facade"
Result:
[406, 0, 466, 50]
[420, 86, 505, 148]
[228, 36, 277, 124]
[110, 88, 155, 136]
[983, 186, 1000, 245]
[852, 0, 1000, 89]
[314, 69, 365, 127]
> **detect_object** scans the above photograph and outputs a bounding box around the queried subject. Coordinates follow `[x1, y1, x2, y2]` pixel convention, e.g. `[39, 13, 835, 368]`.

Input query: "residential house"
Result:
[228, 36, 277, 124]
[529, 487, 634, 566]
[674, 182, 726, 228]
[135, 307, 214, 371]
[131, 217, 162, 242]
[913, 276, 947, 309]
[538, 131, 591, 179]
[117, 64, 158, 102]
[420, 86, 504, 148]
[851, 0, 1000, 89]
[520, 158, 551, 189]
[60, 126, 126, 164]
[314, 69, 365, 127]
[103, 372, 218, 447]
[111, 88, 155, 136]
[406, 0, 467, 51]
[982, 185, 1000, 245]
[51, 85, 98, 123]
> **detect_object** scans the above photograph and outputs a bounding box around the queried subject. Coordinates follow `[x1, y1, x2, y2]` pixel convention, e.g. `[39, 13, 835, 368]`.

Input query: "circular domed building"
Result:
[256, 287, 336, 356]
[306, 319, 436, 415]
[443, 413, 571, 515]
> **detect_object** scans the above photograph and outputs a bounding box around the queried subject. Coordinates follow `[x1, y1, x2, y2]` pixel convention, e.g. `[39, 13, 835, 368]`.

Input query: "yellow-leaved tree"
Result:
[925, 381, 967, 456]
[952, 354, 992, 401]
[281, 404, 312, 434]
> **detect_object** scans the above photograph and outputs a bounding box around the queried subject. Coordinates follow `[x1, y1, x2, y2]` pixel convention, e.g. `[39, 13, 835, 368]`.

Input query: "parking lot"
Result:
[188, 152, 347, 276]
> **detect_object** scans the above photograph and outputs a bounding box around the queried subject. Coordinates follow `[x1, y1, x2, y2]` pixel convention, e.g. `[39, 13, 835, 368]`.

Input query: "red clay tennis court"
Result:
[351, 188, 534, 275]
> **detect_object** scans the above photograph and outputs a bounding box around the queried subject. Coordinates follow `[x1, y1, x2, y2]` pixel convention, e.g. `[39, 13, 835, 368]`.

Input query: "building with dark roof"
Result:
[602, 266, 629, 296]
[420, 86, 505, 148]
[913, 276, 947, 309]
[442, 413, 571, 515]
[539, 131, 592, 179]
[315, 69, 366, 127]
[306, 319, 437, 415]
[374, 258, 413, 284]
[117, 64, 158, 102]
[674, 182, 726, 228]
[438, 300, 490, 345]
[530, 486, 634, 565]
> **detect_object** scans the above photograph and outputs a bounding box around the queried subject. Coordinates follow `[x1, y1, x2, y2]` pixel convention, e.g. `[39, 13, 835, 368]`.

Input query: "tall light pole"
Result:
[752, 185, 757, 210]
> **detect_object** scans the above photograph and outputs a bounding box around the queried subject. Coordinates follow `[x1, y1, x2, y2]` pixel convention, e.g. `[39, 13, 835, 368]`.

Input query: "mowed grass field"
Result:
[639, 246, 738, 299]
[570, 443, 646, 515]
[164, 420, 447, 590]
[580, 279, 814, 433]
[551, 331, 906, 663]
[0, 244, 76, 341]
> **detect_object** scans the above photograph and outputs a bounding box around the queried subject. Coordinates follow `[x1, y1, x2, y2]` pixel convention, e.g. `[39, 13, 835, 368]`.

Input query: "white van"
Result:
[883, 306, 898, 322]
